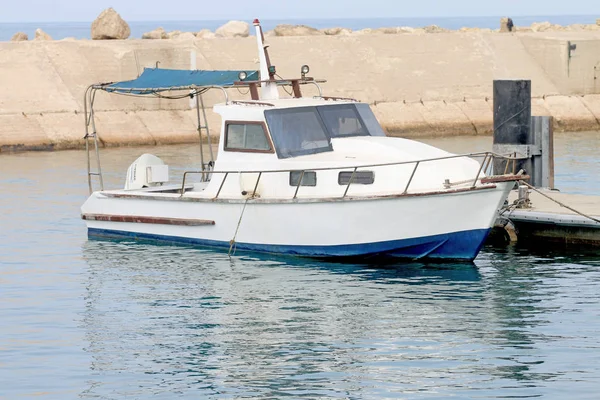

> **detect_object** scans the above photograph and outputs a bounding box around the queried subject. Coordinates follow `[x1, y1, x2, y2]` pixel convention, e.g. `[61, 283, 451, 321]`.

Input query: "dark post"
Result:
[492, 80, 532, 177]
[531, 116, 555, 188]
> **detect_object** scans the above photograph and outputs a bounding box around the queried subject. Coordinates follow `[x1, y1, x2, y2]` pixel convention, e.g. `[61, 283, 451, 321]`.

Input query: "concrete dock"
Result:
[504, 189, 600, 245]
[2, 28, 600, 152]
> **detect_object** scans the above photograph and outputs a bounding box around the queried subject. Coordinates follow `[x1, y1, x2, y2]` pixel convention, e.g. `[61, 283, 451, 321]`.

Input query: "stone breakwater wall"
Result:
[1, 31, 600, 152]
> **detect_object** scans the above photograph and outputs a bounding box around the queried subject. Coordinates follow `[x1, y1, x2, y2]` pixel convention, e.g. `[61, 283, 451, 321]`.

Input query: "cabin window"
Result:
[289, 171, 317, 187]
[317, 103, 386, 138]
[264, 107, 333, 159]
[338, 171, 375, 185]
[224, 122, 272, 152]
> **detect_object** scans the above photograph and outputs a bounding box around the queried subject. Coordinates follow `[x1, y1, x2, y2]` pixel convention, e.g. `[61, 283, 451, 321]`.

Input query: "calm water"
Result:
[1, 15, 600, 41]
[1, 133, 600, 398]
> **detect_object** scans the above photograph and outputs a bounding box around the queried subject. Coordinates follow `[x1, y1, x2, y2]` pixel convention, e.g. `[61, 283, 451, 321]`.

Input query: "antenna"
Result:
[254, 19, 279, 100]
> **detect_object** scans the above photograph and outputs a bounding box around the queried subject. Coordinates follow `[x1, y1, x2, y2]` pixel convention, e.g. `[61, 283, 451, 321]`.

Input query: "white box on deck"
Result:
[146, 165, 169, 184]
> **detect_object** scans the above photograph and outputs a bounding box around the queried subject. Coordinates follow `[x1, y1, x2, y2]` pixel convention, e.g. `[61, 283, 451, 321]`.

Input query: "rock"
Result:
[397, 27, 418, 34]
[355, 27, 400, 34]
[166, 30, 182, 39]
[460, 27, 493, 33]
[142, 27, 167, 39]
[564, 23, 600, 31]
[597, 18, 600, 26]
[581, 24, 600, 31]
[565, 24, 583, 31]
[273, 24, 324, 36]
[91, 7, 130, 40]
[322, 27, 353, 35]
[423, 25, 448, 33]
[396, 27, 427, 34]
[500, 17, 514, 32]
[34, 28, 52, 41]
[530, 21, 553, 32]
[516, 26, 533, 32]
[409, 28, 427, 35]
[215, 20, 250, 38]
[358, 27, 425, 35]
[174, 32, 196, 41]
[374, 27, 401, 34]
[11, 32, 28, 41]
[195, 29, 216, 39]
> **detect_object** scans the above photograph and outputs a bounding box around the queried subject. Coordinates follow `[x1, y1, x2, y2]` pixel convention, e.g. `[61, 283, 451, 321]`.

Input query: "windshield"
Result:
[264, 103, 386, 159]
[265, 107, 332, 158]
[354, 104, 386, 137]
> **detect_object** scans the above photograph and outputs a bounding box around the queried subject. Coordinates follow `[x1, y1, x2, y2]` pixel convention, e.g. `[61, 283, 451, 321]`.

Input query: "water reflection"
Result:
[78, 241, 585, 398]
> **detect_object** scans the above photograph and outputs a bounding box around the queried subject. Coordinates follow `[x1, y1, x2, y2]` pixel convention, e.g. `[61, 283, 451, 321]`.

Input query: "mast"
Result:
[254, 19, 279, 100]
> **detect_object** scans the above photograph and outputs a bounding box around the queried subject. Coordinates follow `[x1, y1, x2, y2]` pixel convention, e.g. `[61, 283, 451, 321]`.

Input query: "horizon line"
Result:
[1, 14, 598, 24]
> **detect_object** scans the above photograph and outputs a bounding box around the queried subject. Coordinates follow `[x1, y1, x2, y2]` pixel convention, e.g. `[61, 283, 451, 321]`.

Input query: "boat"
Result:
[80, 19, 524, 261]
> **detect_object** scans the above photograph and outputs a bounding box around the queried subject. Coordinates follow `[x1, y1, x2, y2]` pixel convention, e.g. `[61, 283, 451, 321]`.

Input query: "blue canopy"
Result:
[100, 68, 260, 94]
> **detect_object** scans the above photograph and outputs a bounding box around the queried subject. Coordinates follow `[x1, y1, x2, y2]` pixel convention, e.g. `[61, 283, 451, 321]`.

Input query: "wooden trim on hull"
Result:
[82, 214, 215, 226]
[97, 184, 500, 204]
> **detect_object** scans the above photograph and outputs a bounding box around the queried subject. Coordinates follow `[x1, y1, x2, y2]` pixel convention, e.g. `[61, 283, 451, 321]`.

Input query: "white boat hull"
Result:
[82, 182, 513, 261]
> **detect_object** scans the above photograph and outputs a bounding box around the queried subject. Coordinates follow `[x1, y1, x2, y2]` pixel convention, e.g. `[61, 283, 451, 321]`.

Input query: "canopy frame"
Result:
[83, 69, 257, 193]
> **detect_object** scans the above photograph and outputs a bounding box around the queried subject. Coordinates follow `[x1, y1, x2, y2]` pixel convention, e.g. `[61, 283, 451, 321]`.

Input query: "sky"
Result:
[2, 0, 600, 22]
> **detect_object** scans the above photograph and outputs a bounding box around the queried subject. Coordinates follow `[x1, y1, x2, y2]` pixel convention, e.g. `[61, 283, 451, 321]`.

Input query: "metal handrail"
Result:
[183, 151, 501, 176]
[178, 151, 520, 200]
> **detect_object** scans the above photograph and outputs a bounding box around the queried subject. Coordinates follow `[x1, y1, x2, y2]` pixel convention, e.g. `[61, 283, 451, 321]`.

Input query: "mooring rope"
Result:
[514, 181, 600, 224]
[228, 198, 250, 256]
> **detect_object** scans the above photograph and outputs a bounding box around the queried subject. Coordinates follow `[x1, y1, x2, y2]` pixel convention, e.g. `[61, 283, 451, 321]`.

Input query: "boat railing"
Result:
[180, 151, 524, 200]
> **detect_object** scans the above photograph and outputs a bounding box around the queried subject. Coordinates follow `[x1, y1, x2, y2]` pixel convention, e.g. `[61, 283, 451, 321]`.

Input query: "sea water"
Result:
[1, 133, 599, 398]
[1, 15, 599, 41]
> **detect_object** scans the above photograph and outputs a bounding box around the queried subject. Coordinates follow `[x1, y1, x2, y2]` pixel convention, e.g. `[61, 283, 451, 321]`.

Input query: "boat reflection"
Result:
[79, 240, 561, 398]
[84, 237, 481, 280]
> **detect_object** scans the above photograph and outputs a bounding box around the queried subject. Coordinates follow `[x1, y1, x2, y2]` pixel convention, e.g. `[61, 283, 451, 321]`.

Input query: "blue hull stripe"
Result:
[88, 228, 491, 261]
